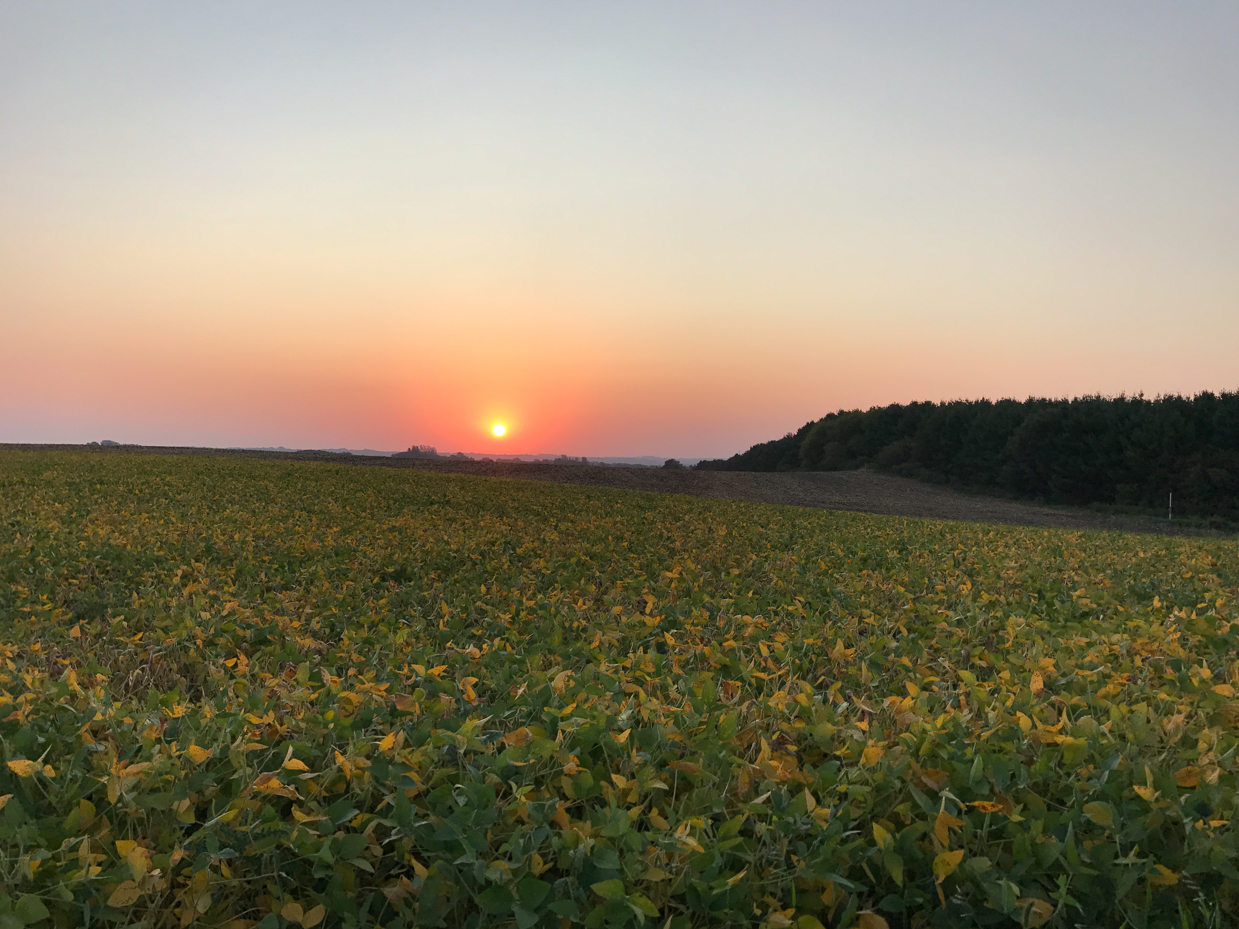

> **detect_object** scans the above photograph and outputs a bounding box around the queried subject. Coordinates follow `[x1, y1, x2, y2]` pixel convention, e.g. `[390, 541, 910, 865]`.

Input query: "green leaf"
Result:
[591, 879, 626, 901]
[14, 896, 49, 925]
[1082, 801, 1114, 829]
[326, 798, 359, 825]
[883, 850, 904, 887]
[334, 833, 367, 859]
[516, 876, 552, 910]
[477, 885, 515, 915]
[601, 810, 630, 837]
[629, 894, 659, 918]
[718, 814, 746, 838]
[1061, 738, 1089, 767]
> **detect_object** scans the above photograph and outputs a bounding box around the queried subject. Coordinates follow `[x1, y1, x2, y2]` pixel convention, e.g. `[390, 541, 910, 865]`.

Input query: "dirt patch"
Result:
[1, 442, 1211, 536]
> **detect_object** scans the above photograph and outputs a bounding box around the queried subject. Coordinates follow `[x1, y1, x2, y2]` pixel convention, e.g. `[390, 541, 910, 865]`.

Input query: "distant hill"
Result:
[463, 453, 703, 467]
[243, 447, 701, 467]
[240, 446, 395, 457]
[696, 392, 1239, 522]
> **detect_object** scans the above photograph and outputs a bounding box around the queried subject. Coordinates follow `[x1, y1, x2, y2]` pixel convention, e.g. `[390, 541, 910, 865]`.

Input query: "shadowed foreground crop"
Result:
[1, 451, 1238, 928]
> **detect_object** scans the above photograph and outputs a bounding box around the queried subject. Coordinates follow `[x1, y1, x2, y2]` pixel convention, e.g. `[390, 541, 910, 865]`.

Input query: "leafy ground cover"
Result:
[1, 451, 1238, 929]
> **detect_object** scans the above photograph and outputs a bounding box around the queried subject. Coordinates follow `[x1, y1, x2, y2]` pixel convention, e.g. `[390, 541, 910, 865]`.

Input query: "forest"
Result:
[696, 392, 1239, 521]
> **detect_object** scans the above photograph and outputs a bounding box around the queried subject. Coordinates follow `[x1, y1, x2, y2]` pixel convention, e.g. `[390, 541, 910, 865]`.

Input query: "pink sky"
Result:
[3, 4, 1237, 458]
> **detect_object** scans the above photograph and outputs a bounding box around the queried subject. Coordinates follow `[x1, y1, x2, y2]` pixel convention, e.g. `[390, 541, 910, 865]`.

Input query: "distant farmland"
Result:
[1, 450, 1237, 928]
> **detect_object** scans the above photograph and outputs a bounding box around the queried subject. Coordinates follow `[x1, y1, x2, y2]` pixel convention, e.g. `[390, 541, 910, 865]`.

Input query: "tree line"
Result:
[696, 392, 1239, 520]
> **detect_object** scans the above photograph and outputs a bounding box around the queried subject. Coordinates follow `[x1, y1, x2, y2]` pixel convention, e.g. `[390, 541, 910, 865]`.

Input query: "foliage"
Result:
[1, 450, 1239, 928]
[695, 392, 1239, 522]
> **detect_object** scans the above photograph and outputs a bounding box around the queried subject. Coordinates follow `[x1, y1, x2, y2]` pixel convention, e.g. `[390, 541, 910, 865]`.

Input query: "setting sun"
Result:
[492, 424, 506, 437]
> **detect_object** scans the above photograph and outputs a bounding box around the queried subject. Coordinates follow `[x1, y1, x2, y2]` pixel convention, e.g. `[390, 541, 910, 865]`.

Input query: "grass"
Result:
[1, 450, 1238, 929]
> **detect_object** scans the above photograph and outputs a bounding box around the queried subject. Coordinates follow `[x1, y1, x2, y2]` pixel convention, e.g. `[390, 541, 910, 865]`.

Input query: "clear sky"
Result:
[3, 3, 1237, 458]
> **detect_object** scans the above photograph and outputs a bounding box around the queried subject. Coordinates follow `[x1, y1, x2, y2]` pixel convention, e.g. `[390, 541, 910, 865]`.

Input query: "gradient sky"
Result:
[3, 3, 1237, 458]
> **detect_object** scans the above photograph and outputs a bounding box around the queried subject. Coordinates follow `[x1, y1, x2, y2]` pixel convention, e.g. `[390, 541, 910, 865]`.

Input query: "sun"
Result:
[492, 423, 506, 437]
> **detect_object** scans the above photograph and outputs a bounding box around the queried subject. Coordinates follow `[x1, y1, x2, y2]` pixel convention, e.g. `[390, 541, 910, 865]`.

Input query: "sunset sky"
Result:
[3, 3, 1237, 458]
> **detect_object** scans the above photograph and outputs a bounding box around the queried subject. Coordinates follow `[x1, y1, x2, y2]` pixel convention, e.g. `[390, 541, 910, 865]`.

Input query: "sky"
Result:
[2, 3, 1237, 458]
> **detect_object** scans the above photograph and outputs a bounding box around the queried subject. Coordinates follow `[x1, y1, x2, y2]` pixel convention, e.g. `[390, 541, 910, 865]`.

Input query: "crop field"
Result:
[2, 451, 1239, 929]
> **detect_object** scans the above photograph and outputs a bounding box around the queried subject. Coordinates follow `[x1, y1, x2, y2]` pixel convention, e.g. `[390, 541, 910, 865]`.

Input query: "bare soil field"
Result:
[2, 442, 1213, 536]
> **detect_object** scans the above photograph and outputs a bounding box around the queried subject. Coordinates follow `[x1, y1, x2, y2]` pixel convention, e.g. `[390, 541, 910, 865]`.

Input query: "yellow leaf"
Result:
[857, 914, 890, 929]
[394, 694, 416, 712]
[1133, 785, 1158, 802]
[1015, 712, 1033, 734]
[283, 757, 310, 772]
[302, 904, 326, 928]
[1213, 684, 1235, 697]
[1083, 801, 1114, 828]
[676, 832, 705, 853]
[873, 822, 891, 848]
[377, 732, 396, 752]
[127, 846, 149, 880]
[0, 795, 11, 811]
[1149, 864, 1178, 886]
[933, 849, 964, 881]
[502, 727, 534, 747]
[281, 902, 304, 923]
[934, 810, 963, 846]
[861, 743, 885, 767]
[970, 801, 1005, 814]
[70, 623, 82, 638]
[186, 744, 212, 765]
[116, 840, 137, 857]
[6, 760, 37, 778]
[108, 880, 143, 907]
[1175, 765, 1201, 788]
[254, 773, 300, 799]
[803, 789, 817, 813]
[611, 728, 631, 744]
[43, 765, 56, 778]
[1016, 898, 1054, 927]
[1030, 672, 1044, 696]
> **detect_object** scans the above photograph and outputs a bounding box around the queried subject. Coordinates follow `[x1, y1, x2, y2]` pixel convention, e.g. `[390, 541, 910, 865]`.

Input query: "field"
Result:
[3, 444, 1212, 537]
[1, 451, 1238, 929]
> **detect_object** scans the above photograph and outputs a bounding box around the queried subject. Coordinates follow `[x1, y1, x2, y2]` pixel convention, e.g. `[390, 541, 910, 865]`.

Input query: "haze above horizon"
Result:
[3, 3, 1237, 459]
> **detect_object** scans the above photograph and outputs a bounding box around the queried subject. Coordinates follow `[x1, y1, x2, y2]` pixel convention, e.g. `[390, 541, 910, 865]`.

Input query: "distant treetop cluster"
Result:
[393, 445, 470, 461]
[697, 392, 1239, 521]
